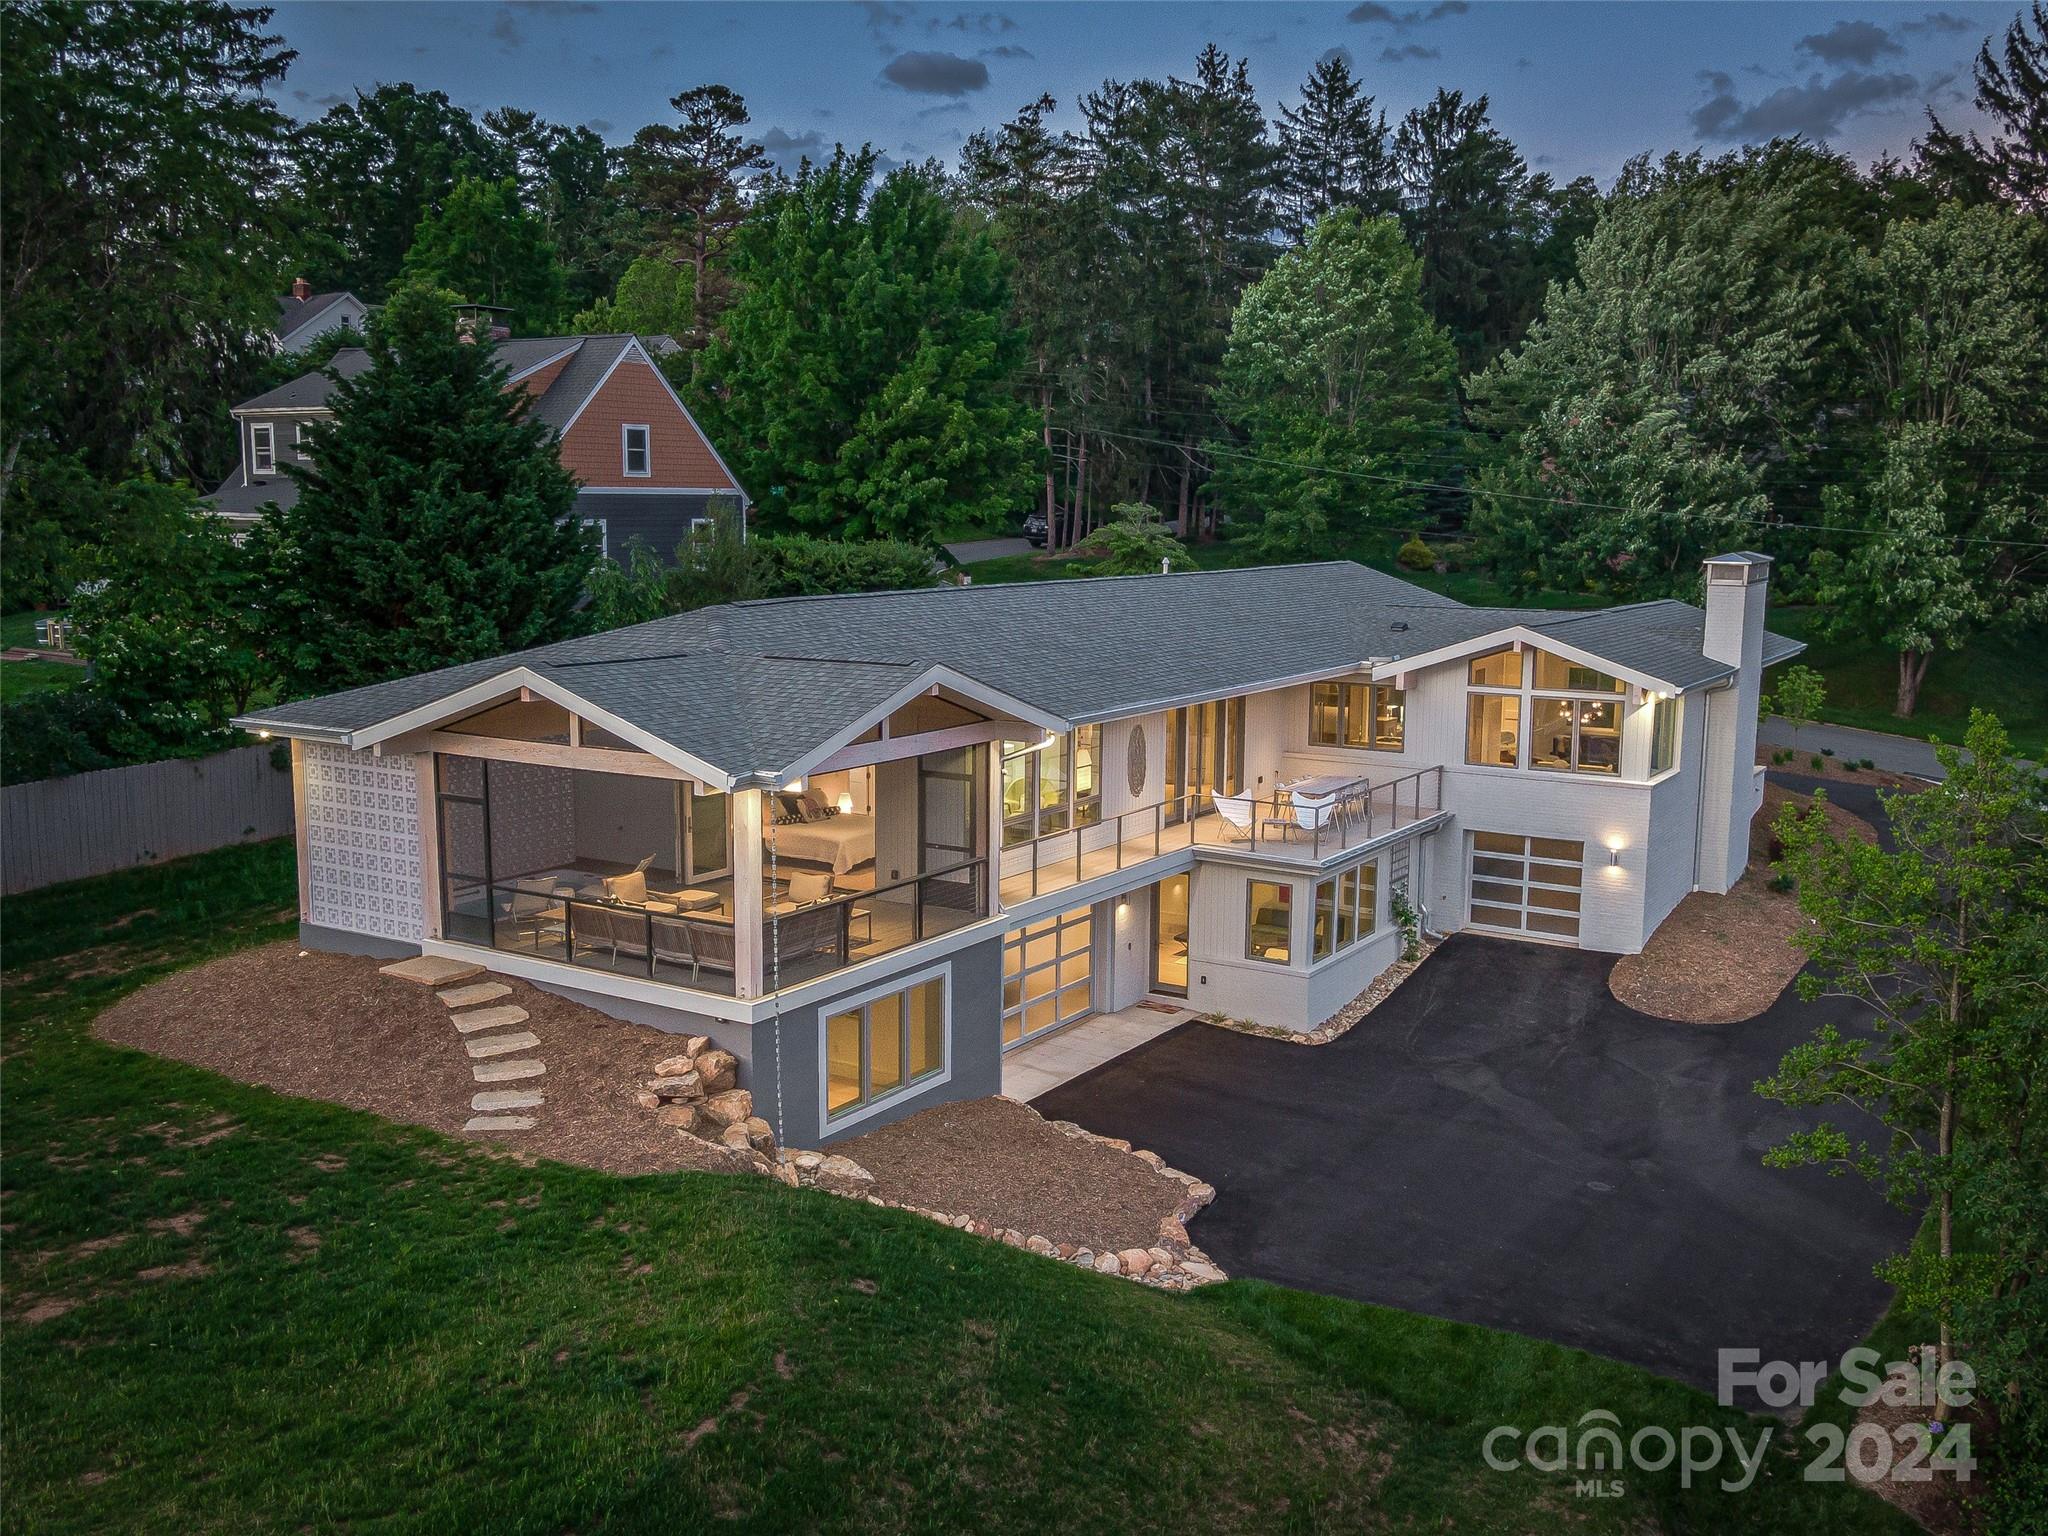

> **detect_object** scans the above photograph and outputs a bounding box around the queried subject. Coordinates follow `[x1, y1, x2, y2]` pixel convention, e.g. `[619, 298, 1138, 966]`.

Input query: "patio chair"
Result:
[1290, 791, 1337, 840]
[786, 869, 833, 905]
[1211, 790, 1256, 842]
[573, 901, 650, 964]
[771, 902, 846, 970]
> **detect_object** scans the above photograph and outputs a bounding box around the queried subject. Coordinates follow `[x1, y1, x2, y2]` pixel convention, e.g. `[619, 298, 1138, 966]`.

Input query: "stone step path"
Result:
[452, 1005, 529, 1034]
[438, 981, 512, 1008]
[473, 1058, 546, 1083]
[472, 1089, 545, 1112]
[405, 955, 549, 1138]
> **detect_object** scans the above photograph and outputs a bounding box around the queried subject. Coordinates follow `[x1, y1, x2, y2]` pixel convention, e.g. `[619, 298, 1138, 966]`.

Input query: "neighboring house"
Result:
[237, 553, 1796, 1148]
[274, 277, 371, 356]
[204, 330, 749, 555]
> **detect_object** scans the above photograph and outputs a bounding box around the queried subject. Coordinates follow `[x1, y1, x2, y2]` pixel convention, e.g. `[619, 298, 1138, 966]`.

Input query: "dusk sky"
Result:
[267, 1, 2012, 187]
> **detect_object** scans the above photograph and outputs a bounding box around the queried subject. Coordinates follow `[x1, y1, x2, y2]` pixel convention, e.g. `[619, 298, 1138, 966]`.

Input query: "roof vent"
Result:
[1389, 621, 1409, 633]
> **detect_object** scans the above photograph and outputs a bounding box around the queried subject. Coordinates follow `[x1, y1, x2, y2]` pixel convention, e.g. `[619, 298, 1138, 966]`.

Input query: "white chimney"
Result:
[1695, 551, 1772, 893]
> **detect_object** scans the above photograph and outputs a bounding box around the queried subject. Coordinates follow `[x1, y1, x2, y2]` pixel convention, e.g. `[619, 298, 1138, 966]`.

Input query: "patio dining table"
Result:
[1274, 772, 1358, 801]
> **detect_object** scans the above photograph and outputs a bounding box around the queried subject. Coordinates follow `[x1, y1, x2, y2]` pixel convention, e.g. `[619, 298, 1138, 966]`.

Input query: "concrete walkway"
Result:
[944, 537, 1033, 565]
[1758, 716, 1948, 779]
[1001, 1002, 1196, 1101]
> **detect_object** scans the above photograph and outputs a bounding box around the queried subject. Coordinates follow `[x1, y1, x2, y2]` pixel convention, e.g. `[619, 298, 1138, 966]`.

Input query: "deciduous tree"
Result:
[399, 175, 568, 333]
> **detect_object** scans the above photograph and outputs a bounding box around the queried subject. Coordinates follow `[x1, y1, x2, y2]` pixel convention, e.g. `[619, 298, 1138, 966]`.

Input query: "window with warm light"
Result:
[1650, 695, 1679, 775]
[1311, 858, 1379, 962]
[1309, 681, 1405, 751]
[826, 973, 945, 1120]
[1246, 880, 1293, 964]
[999, 727, 1100, 847]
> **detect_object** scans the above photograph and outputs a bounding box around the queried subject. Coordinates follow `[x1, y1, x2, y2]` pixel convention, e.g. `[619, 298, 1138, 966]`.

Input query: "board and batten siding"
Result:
[1, 744, 294, 895]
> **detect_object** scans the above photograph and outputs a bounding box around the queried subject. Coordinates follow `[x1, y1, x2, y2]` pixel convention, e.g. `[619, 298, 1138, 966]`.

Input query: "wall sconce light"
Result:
[1116, 898, 1129, 917]
[837, 791, 854, 815]
[1606, 837, 1624, 868]
[256, 729, 272, 739]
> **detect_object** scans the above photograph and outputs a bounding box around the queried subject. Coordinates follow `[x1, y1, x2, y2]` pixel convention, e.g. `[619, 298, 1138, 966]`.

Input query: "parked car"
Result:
[1022, 510, 1048, 547]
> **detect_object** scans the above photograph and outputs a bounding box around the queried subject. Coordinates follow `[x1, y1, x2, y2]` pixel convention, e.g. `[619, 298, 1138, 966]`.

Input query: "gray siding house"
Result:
[237, 554, 1795, 1148]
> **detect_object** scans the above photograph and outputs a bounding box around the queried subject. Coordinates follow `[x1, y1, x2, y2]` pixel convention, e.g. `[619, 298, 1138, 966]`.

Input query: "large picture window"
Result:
[1308, 681, 1405, 751]
[1466, 647, 1630, 773]
[1466, 693, 1520, 766]
[1246, 880, 1293, 964]
[1000, 727, 1100, 847]
[1531, 698, 1621, 774]
[826, 972, 946, 1120]
[1312, 859, 1380, 962]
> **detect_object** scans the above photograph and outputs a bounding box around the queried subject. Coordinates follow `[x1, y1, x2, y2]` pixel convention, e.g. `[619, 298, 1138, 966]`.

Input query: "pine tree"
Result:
[623, 85, 770, 347]
[1918, 2, 2048, 212]
[1274, 54, 1396, 242]
[261, 284, 595, 696]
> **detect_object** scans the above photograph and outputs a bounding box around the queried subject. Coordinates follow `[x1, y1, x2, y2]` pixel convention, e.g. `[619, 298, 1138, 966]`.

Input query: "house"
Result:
[204, 327, 749, 554]
[274, 277, 371, 356]
[235, 553, 1797, 1148]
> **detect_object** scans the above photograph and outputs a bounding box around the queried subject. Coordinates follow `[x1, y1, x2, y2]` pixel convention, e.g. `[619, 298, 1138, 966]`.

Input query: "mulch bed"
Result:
[1608, 784, 1878, 1025]
[93, 942, 727, 1177]
[1755, 744, 1926, 791]
[833, 1096, 1186, 1254]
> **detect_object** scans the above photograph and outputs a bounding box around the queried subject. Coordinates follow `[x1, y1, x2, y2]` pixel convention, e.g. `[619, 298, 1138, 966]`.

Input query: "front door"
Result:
[1152, 873, 1190, 996]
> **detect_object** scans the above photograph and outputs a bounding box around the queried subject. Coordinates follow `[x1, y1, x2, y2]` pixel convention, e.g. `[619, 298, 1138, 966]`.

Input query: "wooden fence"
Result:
[1, 744, 294, 896]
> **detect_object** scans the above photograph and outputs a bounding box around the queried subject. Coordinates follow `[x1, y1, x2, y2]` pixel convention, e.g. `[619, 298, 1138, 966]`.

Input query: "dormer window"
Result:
[622, 423, 651, 477]
[250, 423, 274, 474]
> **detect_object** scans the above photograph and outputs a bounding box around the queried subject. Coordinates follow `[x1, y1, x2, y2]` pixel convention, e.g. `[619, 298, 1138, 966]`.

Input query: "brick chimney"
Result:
[1695, 551, 1772, 894]
[290, 276, 312, 301]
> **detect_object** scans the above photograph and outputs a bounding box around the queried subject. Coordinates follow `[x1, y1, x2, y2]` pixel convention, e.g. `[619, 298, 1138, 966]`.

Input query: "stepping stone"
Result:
[379, 956, 485, 986]
[451, 1005, 529, 1034]
[464, 1115, 537, 1132]
[472, 1089, 544, 1112]
[473, 1059, 546, 1083]
[438, 981, 512, 1008]
[465, 1032, 540, 1060]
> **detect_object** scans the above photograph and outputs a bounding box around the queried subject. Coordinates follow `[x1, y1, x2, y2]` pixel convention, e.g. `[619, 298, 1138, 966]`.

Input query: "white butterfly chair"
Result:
[1288, 791, 1337, 843]
[1211, 790, 1256, 842]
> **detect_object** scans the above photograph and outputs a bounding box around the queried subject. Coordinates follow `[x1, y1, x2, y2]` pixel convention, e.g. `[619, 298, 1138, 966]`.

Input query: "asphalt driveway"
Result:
[1036, 932, 1919, 1394]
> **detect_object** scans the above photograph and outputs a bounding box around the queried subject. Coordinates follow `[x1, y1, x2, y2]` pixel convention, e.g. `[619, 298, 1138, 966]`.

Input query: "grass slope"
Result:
[1, 608, 84, 701]
[3, 845, 1911, 1534]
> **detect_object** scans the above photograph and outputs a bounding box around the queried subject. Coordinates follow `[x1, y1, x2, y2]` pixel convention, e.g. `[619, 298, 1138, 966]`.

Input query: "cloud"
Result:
[584, 118, 613, 134]
[1348, 0, 1465, 24]
[1319, 45, 1355, 69]
[1691, 67, 1918, 141]
[981, 43, 1033, 58]
[505, 0, 598, 12]
[292, 88, 347, 108]
[934, 11, 1018, 33]
[1796, 19, 1904, 66]
[917, 99, 973, 118]
[1247, 30, 1279, 45]
[860, 0, 912, 48]
[489, 7, 524, 50]
[760, 125, 828, 175]
[1901, 11, 1972, 33]
[879, 49, 990, 95]
[1379, 43, 1441, 62]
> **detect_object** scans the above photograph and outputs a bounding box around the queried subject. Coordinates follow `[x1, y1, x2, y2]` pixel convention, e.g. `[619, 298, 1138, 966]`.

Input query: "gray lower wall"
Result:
[300, 921, 420, 961]
[759, 936, 1005, 1149]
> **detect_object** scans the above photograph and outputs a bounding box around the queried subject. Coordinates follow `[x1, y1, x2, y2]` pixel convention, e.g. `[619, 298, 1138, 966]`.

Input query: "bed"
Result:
[770, 813, 876, 876]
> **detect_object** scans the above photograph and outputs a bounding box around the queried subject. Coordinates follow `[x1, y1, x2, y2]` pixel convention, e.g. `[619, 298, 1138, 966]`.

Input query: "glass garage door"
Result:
[1468, 833, 1584, 941]
[1002, 905, 1094, 1046]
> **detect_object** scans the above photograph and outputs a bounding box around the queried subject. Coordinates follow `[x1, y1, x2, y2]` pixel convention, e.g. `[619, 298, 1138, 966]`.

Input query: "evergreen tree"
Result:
[481, 108, 620, 309]
[623, 85, 769, 347]
[261, 284, 594, 696]
[399, 174, 568, 333]
[291, 83, 507, 298]
[1209, 211, 1456, 556]
[694, 148, 1036, 541]
[1918, 2, 2048, 212]
[1274, 54, 1397, 242]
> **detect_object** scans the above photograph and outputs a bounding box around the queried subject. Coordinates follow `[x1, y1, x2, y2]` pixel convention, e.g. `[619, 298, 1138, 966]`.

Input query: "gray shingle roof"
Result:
[228, 336, 625, 420]
[525, 335, 632, 431]
[235, 348, 376, 411]
[238, 562, 1800, 782]
[275, 290, 352, 337]
[206, 470, 300, 518]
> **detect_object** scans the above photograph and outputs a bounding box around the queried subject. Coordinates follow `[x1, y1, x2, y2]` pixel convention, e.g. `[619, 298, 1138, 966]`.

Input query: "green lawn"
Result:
[1764, 609, 2047, 756]
[2, 845, 1912, 1534]
[0, 608, 84, 701]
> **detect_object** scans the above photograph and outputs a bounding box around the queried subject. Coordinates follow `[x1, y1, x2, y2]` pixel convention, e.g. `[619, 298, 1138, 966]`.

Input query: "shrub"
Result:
[1859, 758, 1875, 770]
[1396, 535, 1435, 571]
[1810, 754, 1825, 772]
[1768, 872, 1795, 893]
[1820, 746, 1835, 757]
[0, 687, 140, 786]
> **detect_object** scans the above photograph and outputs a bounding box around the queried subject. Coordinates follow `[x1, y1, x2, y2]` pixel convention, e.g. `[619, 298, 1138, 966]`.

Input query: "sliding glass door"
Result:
[1164, 698, 1244, 823]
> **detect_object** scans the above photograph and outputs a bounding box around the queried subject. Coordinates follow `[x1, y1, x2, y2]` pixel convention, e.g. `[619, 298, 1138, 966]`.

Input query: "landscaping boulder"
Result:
[633, 1089, 661, 1111]
[693, 1049, 738, 1094]
[658, 1102, 702, 1134]
[814, 1154, 873, 1185]
[742, 1116, 775, 1153]
[720, 1122, 753, 1152]
[701, 1089, 753, 1128]
[645, 1072, 701, 1101]
[1118, 1248, 1155, 1276]
[651, 1052, 696, 1078]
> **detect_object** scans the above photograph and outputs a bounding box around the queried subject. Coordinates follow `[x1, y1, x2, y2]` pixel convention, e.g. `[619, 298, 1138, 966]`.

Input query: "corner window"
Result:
[1650, 695, 1678, 775]
[1313, 859, 1379, 962]
[1466, 694, 1520, 767]
[1531, 698, 1621, 775]
[826, 973, 946, 1120]
[622, 423, 651, 477]
[250, 423, 275, 474]
[1308, 681, 1405, 751]
[1246, 880, 1293, 965]
[1000, 727, 1100, 847]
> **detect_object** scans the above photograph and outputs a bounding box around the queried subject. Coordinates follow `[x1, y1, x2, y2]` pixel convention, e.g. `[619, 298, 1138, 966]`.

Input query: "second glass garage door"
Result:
[1468, 832, 1584, 940]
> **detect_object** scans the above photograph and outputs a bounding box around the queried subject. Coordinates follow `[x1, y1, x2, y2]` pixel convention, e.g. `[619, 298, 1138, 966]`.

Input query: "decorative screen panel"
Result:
[303, 743, 422, 942]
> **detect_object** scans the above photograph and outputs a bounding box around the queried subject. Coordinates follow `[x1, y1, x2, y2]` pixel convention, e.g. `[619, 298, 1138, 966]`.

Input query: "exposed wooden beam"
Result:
[422, 731, 704, 785]
[807, 720, 1019, 775]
